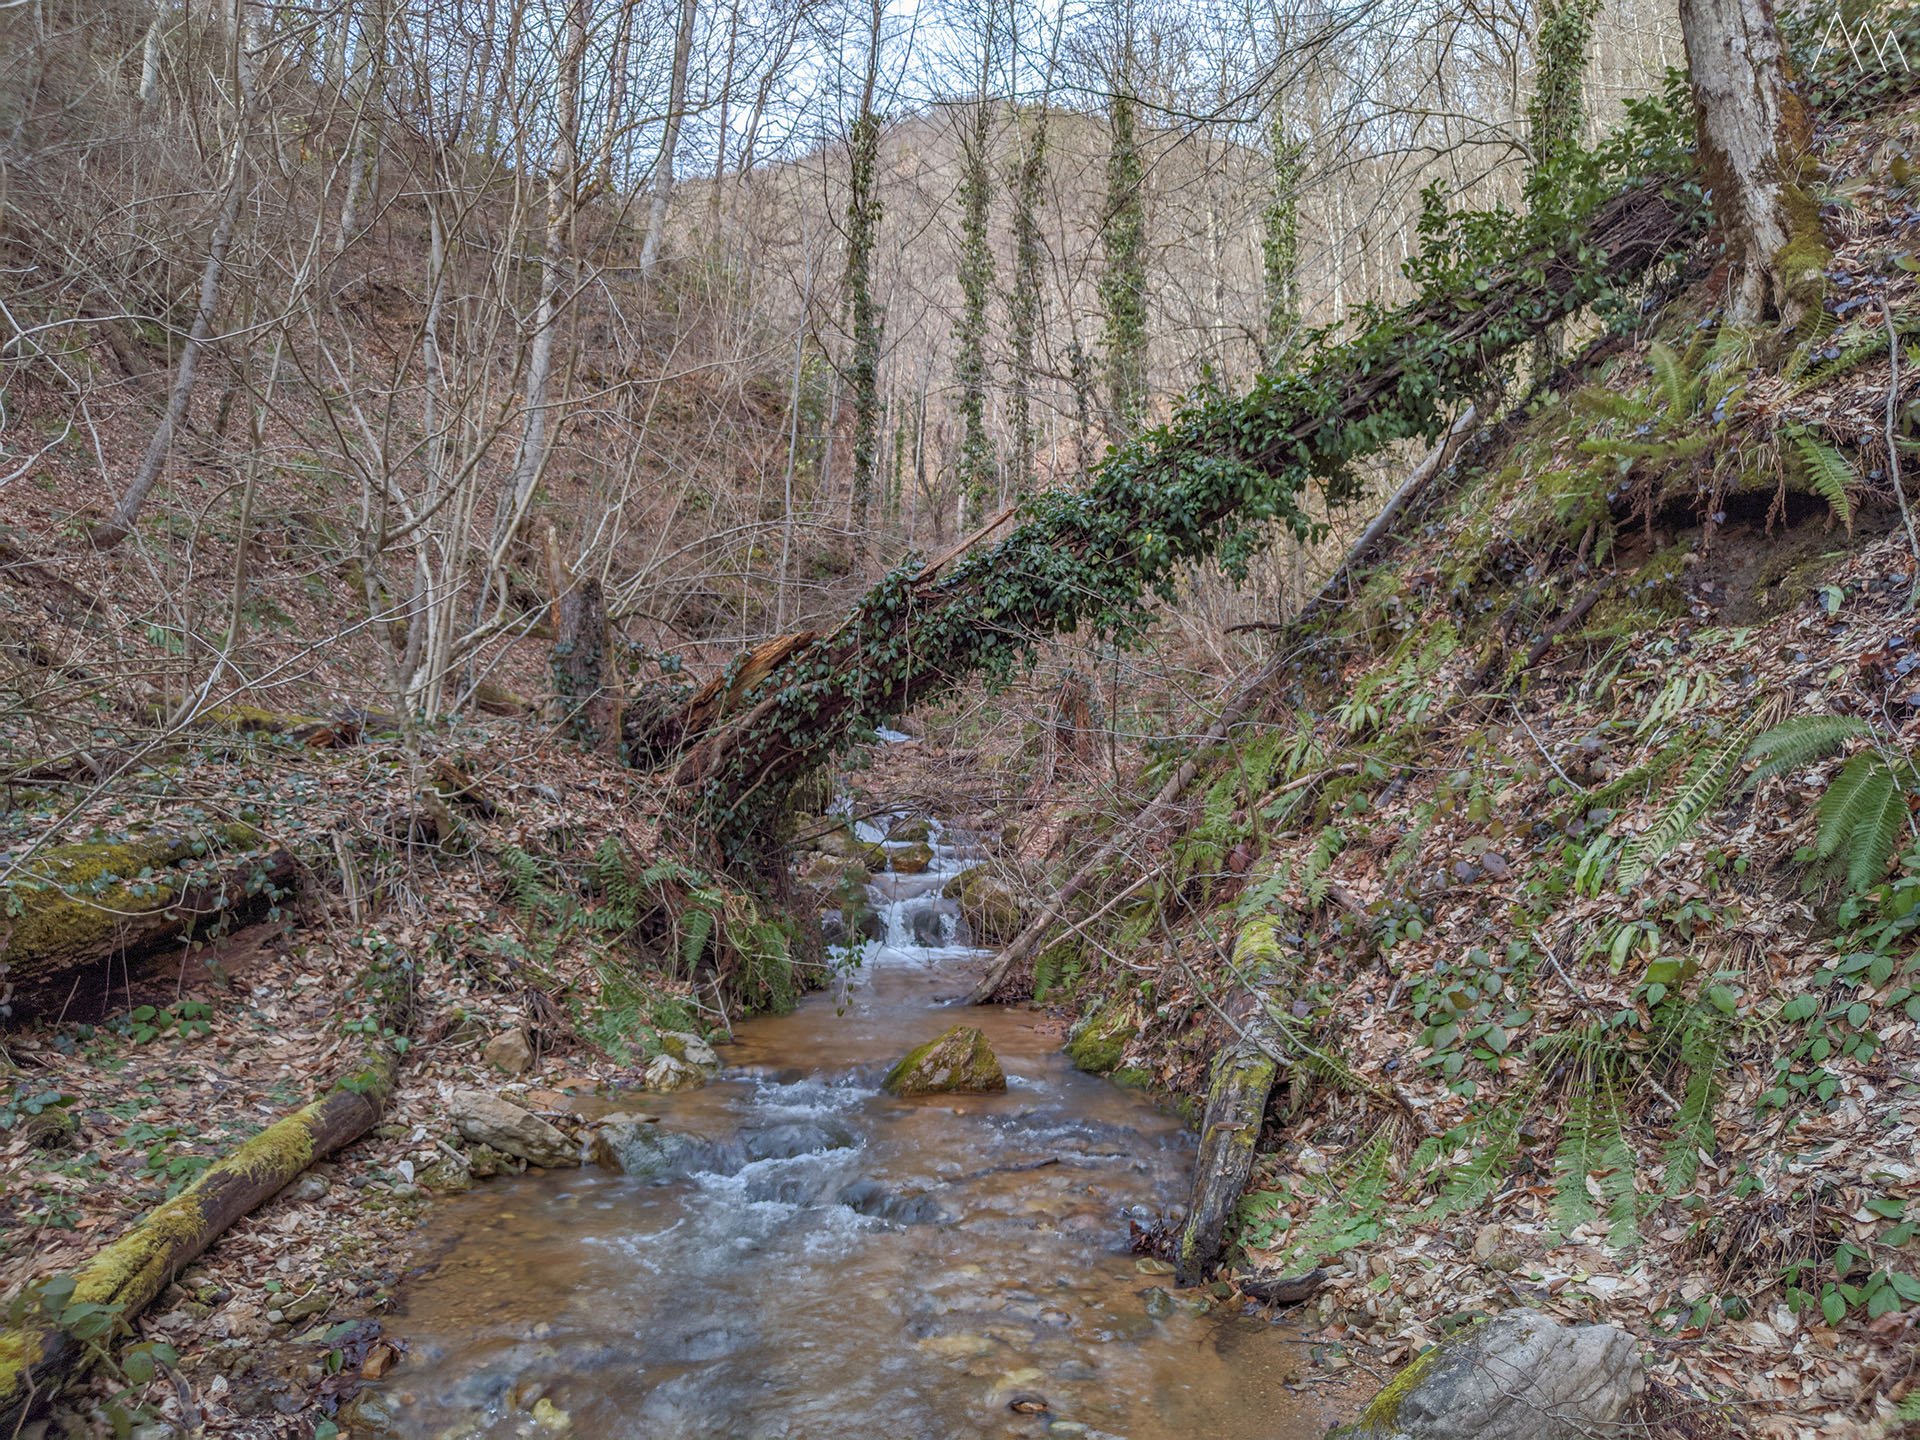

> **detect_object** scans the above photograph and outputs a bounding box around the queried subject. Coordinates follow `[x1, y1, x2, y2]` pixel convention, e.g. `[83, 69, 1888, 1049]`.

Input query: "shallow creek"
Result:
[368, 819, 1319, 1440]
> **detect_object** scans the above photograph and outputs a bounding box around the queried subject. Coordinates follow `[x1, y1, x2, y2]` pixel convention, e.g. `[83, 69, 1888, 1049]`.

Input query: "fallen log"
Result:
[0, 958, 415, 1428]
[661, 177, 1699, 853]
[1175, 916, 1299, 1286]
[0, 826, 297, 1021]
[1235, 1268, 1329, 1306]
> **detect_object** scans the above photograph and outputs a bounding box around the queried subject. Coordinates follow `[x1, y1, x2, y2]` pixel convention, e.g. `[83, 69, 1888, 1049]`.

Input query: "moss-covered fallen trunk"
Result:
[0, 827, 296, 1019]
[1176, 917, 1299, 1286]
[0, 960, 414, 1428]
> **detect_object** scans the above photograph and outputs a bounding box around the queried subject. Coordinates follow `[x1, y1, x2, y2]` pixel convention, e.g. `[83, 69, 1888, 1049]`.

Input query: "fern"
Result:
[1593, 1081, 1643, 1248]
[1551, 1086, 1600, 1236]
[1659, 1004, 1725, 1197]
[1615, 723, 1752, 889]
[1280, 1124, 1397, 1265]
[1816, 752, 1917, 893]
[1421, 1105, 1523, 1220]
[1299, 825, 1345, 908]
[1786, 425, 1856, 532]
[1648, 340, 1696, 417]
[498, 845, 560, 919]
[1572, 386, 1657, 423]
[1741, 714, 1869, 791]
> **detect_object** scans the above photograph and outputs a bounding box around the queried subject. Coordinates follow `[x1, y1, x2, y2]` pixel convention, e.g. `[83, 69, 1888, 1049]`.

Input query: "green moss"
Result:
[943, 869, 1023, 948]
[888, 842, 935, 875]
[882, 1025, 1007, 1095]
[1066, 1000, 1138, 1075]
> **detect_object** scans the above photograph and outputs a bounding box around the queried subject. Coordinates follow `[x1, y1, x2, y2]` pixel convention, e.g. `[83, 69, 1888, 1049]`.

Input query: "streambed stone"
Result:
[1334, 1308, 1644, 1440]
[882, 1024, 1007, 1096]
[449, 1092, 579, 1168]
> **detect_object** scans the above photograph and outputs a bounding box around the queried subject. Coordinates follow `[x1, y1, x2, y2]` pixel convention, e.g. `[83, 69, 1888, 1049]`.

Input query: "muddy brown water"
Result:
[365, 822, 1322, 1440]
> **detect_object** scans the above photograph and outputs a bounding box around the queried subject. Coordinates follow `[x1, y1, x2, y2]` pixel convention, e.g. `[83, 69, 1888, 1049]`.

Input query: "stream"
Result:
[362, 818, 1319, 1440]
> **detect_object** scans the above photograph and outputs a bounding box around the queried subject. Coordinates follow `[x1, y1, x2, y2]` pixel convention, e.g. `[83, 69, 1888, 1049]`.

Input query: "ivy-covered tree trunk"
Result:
[1007, 105, 1049, 494]
[1526, 0, 1601, 372]
[1100, 82, 1149, 435]
[1677, 0, 1825, 322]
[843, 0, 884, 570]
[657, 180, 1698, 854]
[955, 95, 997, 527]
[1261, 113, 1304, 367]
[552, 575, 620, 756]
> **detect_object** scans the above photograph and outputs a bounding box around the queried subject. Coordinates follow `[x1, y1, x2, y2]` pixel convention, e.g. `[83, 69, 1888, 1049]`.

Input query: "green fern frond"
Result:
[1648, 341, 1695, 417]
[1741, 714, 1869, 791]
[1660, 1006, 1724, 1196]
[1551, 1086, 1599, 1237]
[1300, 825, 1345, 908]
[1616, 725, 1751, 889]
[1594, 1081, 1643, 1248]
[1572, 386, 1658, 423]
[1812, 752, 1914, 892]
[1787, 425, 1856, 532]
[498, 845, 559, 919]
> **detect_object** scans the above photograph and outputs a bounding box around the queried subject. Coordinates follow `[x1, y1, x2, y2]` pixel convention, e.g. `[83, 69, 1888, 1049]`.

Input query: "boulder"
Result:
[886, 817, 933, 845]
[588, 1114, 708, 1179]
[643, 1053, 706, 1092]
[483, 1026, 534, 1076]
[658, 1030, 721, 1075]
[888, 842, 935, 875]
[882, 1025, 1007, 1096]
[1066, 1000, 1137, 1075]
[942, 868, 1023, 948]
[449, 1092, 579, 1168]
[811, 827, 863, 860]
[1335, 1309, 1644, 1440]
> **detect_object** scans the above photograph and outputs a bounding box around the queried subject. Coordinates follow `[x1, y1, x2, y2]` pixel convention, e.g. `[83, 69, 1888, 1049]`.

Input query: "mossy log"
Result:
[0, 963, 414, 1427]
[662, 181, 1696, 841]
[0, 828, 296, 1018]
[1175, 917, 1298, 1286]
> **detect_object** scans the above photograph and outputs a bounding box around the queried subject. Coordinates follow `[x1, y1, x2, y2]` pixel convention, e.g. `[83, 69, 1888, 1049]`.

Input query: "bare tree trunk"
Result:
[138, 6, 167, 110]
[1677, 0, 1824, 322]
[482, 0, 586, 607]
[640, 0, 697, 277]
[91, 0, 256, 551]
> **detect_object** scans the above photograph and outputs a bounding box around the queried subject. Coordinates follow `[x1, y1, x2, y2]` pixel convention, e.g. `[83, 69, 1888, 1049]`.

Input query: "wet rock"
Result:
[449, 1091, 579, 1168]
[744, 1120, 856, 1160]
[484, 1026, 534, 1075]
[591, 1122, 707, 1179]
[1336, 1308, 1643, 1440]
[942, 868, 1024, 947]
[887, 817, 933, 844]
[882, 1024, 1007, 1096]
[889, 842, 935, 875]
[838, 1179, 947, 1224]
[1065, 1000, 1137, 1075]
[821, 905, 884, 948]
[909, 902, 958, 947]
[657, 1030, 721, 1075]
[642, 1053, 706, 1092]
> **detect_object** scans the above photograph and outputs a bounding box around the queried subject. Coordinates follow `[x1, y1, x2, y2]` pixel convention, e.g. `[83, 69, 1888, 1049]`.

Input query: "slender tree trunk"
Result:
[484, 0, 586, 602]
[954, 90, 995, 526]
[1100, 75, 1148, 436]
[138, 6, 167, 110]
[1677, 0, 1825, 322]
[640, 0, 697, 277]
[843, 0, 884, 572]
[91, 0, 256, 550]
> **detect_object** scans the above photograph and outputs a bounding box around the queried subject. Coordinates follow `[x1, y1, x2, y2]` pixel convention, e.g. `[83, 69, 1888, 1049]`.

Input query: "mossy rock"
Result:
[882, 1025, 1007, 1096]
[941, 868, 1023, 948]
[887, 817, 933, 845]
[888, 842, 935, 875]
[1066, 999, 1139, 1076]
[812, 827, 864, 860]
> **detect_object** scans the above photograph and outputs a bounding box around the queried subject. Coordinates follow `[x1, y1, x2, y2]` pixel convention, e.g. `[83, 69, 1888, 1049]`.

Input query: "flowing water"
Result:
[366, 819, 1320, 1440]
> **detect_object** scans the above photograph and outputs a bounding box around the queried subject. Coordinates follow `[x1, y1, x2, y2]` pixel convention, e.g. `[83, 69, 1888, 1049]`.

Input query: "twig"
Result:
[1885, 303, 1920, 610]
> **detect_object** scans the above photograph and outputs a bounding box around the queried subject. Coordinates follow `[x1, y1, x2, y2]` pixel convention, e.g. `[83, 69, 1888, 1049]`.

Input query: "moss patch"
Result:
[1066, 1000, 1138, 1075]
[882, 1025, 1007, 1096]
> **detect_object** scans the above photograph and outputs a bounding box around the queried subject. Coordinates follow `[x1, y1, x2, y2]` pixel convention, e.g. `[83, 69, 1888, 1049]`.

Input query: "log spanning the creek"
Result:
[1175, 916, 1298, 1287]
[651, 180, 1699, 837]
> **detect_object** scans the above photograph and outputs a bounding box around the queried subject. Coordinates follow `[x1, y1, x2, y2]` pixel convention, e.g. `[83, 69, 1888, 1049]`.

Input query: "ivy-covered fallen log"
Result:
[657, 114, 1702, 856]
[0, 953, 415, 1429]
[1, 826, 297, 1022]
